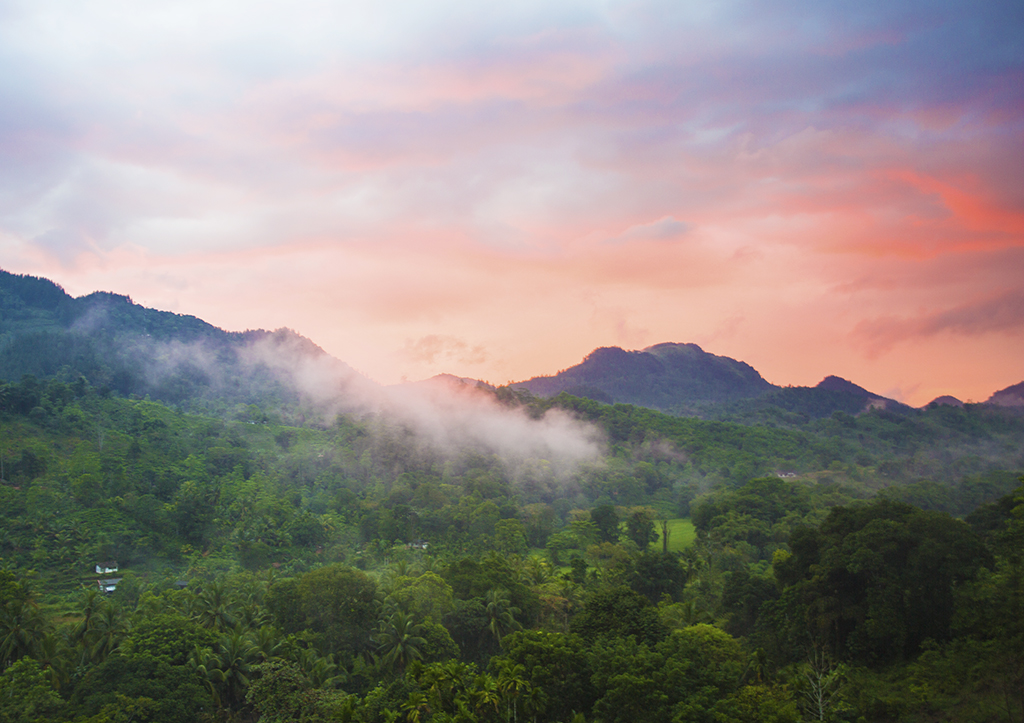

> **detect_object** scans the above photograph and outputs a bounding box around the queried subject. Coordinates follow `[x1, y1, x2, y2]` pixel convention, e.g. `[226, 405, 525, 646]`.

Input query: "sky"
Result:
[0, 0, 1022, 406]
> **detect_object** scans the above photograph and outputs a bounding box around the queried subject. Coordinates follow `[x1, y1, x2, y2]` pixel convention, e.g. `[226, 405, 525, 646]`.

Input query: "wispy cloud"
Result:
[403, 335, 488, 366]
[855, 289, 1024, 356]
[606, 216, 694, 244]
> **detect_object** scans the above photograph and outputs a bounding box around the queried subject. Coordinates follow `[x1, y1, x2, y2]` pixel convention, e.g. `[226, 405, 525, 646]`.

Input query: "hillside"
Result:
[988, 381, 1024, 407]
[0, 272, 1023, 722]
[514, 342, 776, 412]
[0, 269, 372, 422]
[511, 342, 918, 423]
[4, 268, 1022, 436]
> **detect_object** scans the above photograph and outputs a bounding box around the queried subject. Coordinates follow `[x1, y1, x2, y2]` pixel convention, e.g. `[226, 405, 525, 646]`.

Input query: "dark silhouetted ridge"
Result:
[513, 342, 775, 412]
[987, 381, 1024, 407]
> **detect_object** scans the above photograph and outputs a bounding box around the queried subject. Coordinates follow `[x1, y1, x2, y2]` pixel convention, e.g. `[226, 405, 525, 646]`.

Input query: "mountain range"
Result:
[508, 344, 916, 418]
[1, 268, 1020, 423]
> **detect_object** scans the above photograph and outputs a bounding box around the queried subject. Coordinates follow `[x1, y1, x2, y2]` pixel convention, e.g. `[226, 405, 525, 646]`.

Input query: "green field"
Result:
[655, 518, 696, 552]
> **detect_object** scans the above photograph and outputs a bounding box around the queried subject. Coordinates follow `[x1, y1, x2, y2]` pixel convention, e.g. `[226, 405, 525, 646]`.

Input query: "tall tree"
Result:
[591, 505, 620, 544]
[484, 588, 522, 646]
[626, 510, 657, 549]
[373, 610, 426, 674]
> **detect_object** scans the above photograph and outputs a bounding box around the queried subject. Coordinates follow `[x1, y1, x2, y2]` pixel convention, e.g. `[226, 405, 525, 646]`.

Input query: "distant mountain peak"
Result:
[642, 341, 706, 356]
[926, 395, 964, 408]
[815, 375, 875, 397]
[814, 375, 906, 412]
[244, 327, 331, 358]
[987, 381, 1024, 407]
[80, 290, 133, 305]
[513, 342, 775, 411]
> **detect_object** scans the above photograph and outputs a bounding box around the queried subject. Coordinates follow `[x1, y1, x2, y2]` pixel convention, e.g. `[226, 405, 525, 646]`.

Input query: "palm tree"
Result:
[0, 596, 50, 667]
[678, 600, 712, 627]
[659, 599, 712, 629]
[419, 659, 474, 715]
[522, 684, 548, 723]
[297, 646, 346, 688]
[521, 556, 553, 586]
[236, 598, 268, 630]
[196, 581, 237, 631]
[88, 601, 129, 663]
[484, 589, 521, 646]
[70, 587, 103, 645]
[373, 610, 426, 673]
[471, 672, 500, 719]
[494, 659, 528, 723]
[35, 632, 73, 691]
[402, 690, 431, 723]
[193, 629, 258, 711]
[249, 624, 285, 662]
[176, 588, 201, 619]
[741, 647, 770, 685]
[378, 569, 402, 598]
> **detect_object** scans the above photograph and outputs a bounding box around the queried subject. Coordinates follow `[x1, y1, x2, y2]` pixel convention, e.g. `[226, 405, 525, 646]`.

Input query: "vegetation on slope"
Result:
[0, 371, 1022, 721]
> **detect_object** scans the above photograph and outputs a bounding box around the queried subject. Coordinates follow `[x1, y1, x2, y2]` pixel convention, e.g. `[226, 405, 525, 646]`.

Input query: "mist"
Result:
[125, 326, 605, 484]
[248, 335, 605, 477]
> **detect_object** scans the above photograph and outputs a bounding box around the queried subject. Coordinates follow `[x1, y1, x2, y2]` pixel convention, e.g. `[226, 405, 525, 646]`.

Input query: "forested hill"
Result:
[513, 343, 776, 411]
[2, 270, 1024, 722]
[0, 269, 370, 421]
[0, 363, 1022, 722]
[4, 269, 1018, 429]
[510, 342, 917, 421]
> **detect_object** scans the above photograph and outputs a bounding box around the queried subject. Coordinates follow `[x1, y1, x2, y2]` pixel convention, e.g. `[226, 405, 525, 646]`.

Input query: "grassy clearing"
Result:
[529, 518, 696, 571]
[655, 518, 696, 552]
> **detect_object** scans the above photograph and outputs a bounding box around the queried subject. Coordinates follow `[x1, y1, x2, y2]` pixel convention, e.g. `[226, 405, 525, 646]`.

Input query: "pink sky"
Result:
[0, 1, 1021, 406]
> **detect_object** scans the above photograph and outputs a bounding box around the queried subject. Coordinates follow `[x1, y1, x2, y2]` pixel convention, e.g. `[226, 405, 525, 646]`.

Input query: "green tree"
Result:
[386, 571, 454, 624]
[0, 591, 49, 668]
[588, 624, 746, 723]
[484, 588, 522, 646]
[571, 586, 665, 645]
[246, 660, 356, 723]
[492, 658, 528, 723]
[629, 552, 687, 603]
[193, 629, 259, 711]
[500, 630, 595, 722]
[266, 564, 376, 655]
[0, 657, 63, 723]
[625, 510, 657, 550]
[373, 610, 426, 673]
[494, 519, 529, 556]
[87, 600, 129, 663]
[120, 612, 216, 665]
[590, 505, 620, 544]
[418, 620, 460, 664]
[195, 580, 237, 632]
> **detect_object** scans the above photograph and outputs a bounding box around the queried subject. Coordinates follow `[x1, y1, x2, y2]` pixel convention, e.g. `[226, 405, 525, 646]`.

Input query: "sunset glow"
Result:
[1, 0, 1021, 405]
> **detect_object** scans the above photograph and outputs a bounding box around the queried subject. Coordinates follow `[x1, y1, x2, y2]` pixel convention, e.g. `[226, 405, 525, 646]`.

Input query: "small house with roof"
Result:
[97, 577, 122, 593]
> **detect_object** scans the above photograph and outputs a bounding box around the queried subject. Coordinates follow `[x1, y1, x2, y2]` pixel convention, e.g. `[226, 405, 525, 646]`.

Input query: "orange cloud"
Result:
[854, 289, 1024, 356]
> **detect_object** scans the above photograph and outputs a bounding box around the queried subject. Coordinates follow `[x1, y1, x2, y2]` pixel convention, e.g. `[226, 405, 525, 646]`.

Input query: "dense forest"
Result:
[1, 271, 1024, 722]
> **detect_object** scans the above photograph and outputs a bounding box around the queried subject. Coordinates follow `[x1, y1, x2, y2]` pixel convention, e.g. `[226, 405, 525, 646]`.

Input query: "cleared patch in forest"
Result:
[654, 518, 696, 552]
